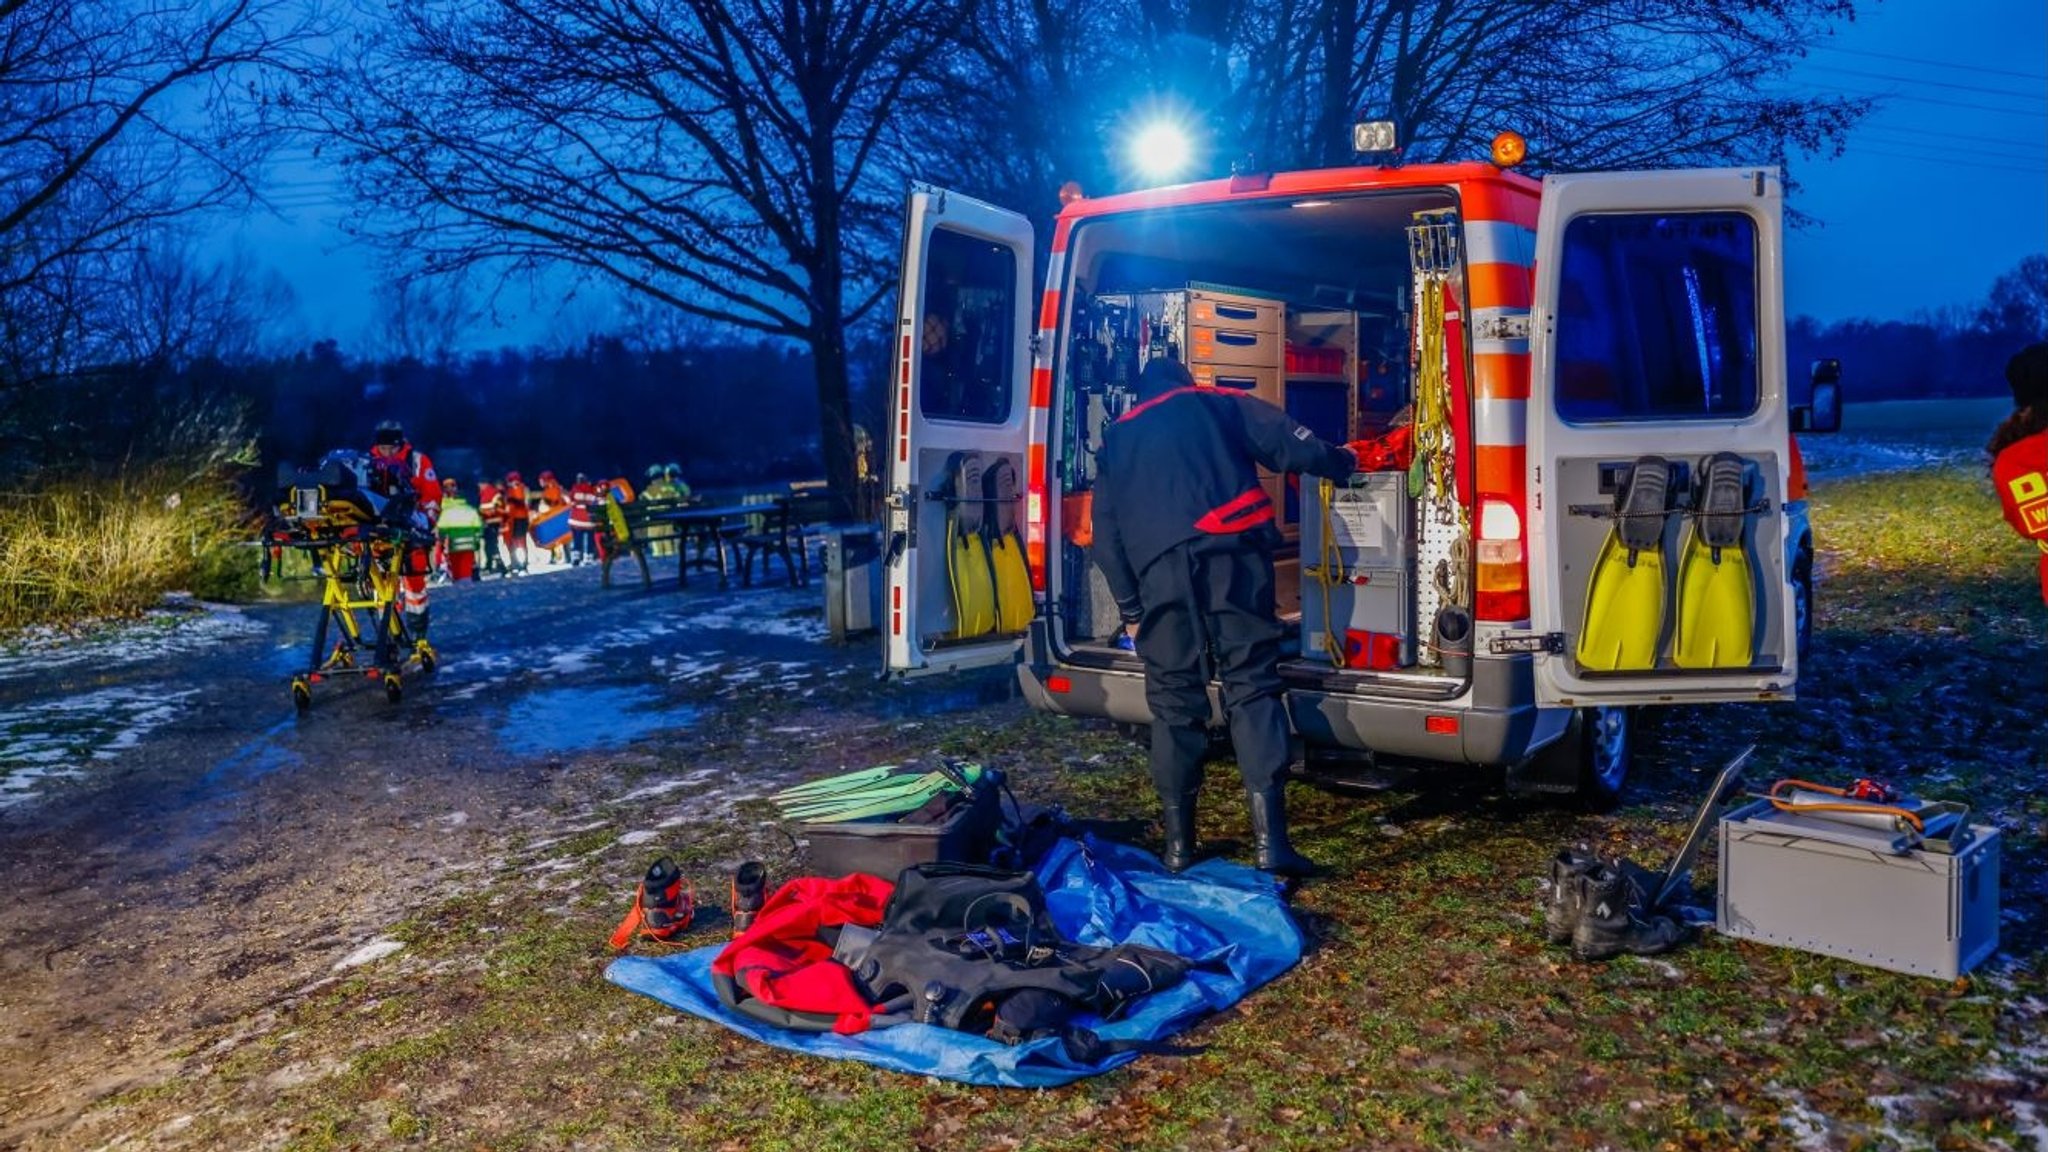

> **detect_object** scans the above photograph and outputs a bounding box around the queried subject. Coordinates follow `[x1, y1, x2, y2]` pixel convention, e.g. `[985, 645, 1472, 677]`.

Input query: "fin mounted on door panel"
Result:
[1577, 456, 1674, 672]
[946, 451, 995, 638]
[1673, 452, 1756, 669]
[984, 456, 1033, 633]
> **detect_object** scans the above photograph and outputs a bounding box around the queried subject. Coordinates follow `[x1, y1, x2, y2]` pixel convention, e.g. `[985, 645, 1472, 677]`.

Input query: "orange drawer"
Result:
[1190, 324, 1282, 369]
[1191, 363, 1280, 407]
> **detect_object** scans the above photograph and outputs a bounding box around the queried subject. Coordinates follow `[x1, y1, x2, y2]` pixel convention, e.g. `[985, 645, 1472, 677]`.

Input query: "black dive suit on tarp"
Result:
[1092, 362, 1356, 874]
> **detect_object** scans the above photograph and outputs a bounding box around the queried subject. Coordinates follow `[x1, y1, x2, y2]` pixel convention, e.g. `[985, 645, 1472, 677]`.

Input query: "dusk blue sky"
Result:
[228, 0, 2046, 352]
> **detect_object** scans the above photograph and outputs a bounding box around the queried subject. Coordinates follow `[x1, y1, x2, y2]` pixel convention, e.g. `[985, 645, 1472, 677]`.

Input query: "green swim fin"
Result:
[773, 764, 900, 802]
[948, 452, 996, 638]
[1577, 456, 1673, 672]
[1673, 453, 1755, 669]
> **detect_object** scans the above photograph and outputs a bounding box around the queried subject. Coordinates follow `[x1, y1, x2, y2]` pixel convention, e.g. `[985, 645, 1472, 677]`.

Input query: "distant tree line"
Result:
[1787, 255, 2048, 401]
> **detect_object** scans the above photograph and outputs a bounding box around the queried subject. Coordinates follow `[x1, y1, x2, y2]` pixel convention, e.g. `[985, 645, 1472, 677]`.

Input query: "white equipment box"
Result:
[1717, 800, 1999, 980]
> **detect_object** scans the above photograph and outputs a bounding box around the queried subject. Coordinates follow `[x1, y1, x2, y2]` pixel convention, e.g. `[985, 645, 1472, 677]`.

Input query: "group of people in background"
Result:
[430, 461, 694, 582]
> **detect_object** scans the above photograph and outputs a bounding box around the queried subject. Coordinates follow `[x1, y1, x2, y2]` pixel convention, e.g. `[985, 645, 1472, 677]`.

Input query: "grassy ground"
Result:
[80, 461, 2048, 1151]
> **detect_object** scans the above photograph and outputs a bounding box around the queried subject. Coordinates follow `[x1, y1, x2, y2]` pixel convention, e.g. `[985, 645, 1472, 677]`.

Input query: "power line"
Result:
[1856, 121, 2047, 151]
[1804, 63, 2046, 102]
[1808, 42, 2048, 83]
[1838, 143, 2048, 176]
[1802, 81, 2048, 118]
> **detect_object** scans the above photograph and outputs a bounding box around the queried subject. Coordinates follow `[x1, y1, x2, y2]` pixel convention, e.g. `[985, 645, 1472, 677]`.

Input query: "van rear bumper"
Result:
[1018, 642, 1544, 767]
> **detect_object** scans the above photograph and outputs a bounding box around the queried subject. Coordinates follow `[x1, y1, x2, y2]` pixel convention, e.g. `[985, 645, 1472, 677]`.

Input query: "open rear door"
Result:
[883, 186, 1035, 677]
[1526, 168, 1796, 707]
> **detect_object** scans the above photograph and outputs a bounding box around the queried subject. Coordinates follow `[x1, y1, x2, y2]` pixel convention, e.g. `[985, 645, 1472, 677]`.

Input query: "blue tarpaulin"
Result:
[605, 836, 1304, 1088]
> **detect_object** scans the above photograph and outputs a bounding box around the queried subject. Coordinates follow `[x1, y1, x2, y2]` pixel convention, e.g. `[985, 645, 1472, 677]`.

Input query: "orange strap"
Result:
[1768, 778, 1924, 833]
[608, 890, 647, 951]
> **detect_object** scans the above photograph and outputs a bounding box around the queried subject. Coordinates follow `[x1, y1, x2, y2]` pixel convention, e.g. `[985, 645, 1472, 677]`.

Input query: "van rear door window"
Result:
[1554, 212, 1759, 423]
[919, 228, 1016, 423]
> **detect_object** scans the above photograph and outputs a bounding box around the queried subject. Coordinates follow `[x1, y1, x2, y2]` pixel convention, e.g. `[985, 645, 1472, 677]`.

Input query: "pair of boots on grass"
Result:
[1543, 848, 1689, 961]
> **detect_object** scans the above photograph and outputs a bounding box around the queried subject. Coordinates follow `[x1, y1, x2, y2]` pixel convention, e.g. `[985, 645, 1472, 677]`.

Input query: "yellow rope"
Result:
[1314, 478, 1347, 665]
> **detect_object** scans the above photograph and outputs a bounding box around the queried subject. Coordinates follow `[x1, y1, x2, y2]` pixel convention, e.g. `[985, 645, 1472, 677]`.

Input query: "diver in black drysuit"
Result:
[1092, 358, 1358, 877]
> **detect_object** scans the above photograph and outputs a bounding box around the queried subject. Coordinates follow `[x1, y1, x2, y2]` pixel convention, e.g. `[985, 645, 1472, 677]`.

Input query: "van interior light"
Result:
[1291, 199, 1334, 209]
[1131, 121, 1193, 181]
[1490, 130, 1528, 168]
[1352, 119, 1400, 155]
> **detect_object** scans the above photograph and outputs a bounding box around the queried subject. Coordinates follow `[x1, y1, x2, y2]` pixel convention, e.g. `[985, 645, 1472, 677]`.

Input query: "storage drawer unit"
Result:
[1717, 800, 2000, 980]
[1298, 474, 1416, 667]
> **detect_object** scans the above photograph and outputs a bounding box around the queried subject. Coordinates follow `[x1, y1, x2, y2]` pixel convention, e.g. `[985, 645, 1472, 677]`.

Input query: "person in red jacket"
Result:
[501, 471, 532, 574]
[477, 479, 507, 576]
[1990, 343, 2048, 607]
[367, 419, 440, 640]
[1093, 357, 1359, 877]
[567, 472, 601, 566]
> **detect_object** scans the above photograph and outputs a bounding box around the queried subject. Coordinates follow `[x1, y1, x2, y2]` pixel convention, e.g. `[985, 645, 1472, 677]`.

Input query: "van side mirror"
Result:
[1794, 374, 1843, 434]
[1810, 358, 1841, 386]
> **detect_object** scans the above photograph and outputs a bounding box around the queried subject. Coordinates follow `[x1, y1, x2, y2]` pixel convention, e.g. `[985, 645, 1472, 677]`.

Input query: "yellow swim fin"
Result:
[1672, 453, 1755, 669]
[991, 533, 1032, 631]
[983, 456, 1033, 633]
[1577, 456, 1672, 672]
[947, 452, 996, 638]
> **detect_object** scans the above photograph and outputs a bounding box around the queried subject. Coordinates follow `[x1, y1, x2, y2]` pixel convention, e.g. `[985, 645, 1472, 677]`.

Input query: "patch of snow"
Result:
[1776, 1099, 1833, 1152]
[333, 939, 405, 970]
[0, 684, 200, 806]
[2010, 1101, 2048, 1150]
[620, 779, 689, 801]
[0, 604, 265, 684]
[441, 811, 469, 827]
[617, 830, 657, 846]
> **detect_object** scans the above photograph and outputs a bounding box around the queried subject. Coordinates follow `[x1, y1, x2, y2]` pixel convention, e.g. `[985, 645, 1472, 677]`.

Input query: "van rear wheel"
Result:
[1535, 705, 1632, 813]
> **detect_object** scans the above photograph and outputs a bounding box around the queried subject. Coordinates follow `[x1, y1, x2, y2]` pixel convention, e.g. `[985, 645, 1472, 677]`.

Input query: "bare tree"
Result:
[1977, 255, 2048, 342]
[377, 275, 477, 364]
[0, 0, 325, 388]
[312, 0, 976, 510]
[926, 0, 1865, 204]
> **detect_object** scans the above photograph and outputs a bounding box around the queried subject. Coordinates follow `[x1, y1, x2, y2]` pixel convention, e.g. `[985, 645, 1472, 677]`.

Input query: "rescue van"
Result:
[883, 132, 1839, 808]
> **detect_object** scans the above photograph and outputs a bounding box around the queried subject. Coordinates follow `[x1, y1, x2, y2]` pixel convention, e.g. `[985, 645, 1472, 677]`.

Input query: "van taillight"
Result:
[1025, 480, 1047, 591]
[1475, 496, 1528, 621]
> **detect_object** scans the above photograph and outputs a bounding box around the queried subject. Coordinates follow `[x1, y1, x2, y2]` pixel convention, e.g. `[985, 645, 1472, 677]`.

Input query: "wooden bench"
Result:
[598, 496, 692, 589]
[735, 488, 839, 587]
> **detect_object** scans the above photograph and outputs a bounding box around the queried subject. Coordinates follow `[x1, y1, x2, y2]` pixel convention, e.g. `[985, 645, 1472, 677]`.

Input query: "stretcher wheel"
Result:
[383, 672, 403, 703]
[291, 677, 312, 713]
[417, 644, 437, 674]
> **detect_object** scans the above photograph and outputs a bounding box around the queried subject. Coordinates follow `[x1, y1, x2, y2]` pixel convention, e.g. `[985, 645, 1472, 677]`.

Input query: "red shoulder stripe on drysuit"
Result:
[1117, 386, 1203, 422]
[1196, 486, 1275, 533]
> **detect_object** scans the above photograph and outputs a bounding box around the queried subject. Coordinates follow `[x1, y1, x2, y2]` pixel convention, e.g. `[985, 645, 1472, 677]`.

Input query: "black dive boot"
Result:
[1245, 785, 1325, 878]
[1543, 848, 1601, 944]
[1570, 866, 1685, 961]
[1159, 793, 1198, 873]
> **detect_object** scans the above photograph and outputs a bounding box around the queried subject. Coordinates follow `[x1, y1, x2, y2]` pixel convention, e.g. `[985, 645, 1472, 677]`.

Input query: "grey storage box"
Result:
[1717, 800, 2000, 979]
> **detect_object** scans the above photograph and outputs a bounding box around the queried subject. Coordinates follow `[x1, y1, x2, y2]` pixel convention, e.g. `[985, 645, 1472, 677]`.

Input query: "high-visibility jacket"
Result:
[1993, 427, 2048, 604]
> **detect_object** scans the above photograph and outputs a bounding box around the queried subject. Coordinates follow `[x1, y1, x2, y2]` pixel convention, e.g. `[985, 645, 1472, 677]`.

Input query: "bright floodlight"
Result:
[1131, 121, 1193, 181]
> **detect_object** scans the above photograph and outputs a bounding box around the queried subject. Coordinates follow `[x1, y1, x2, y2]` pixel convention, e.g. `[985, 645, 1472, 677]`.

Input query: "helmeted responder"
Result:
[567, 472, 601, 566]
[1990, 343, 2048, 607]
[367, 419, 440, 640]
[477, 479, 507, 575]
[501, 470, 532, 574]
[1092, 358, 1359, 877]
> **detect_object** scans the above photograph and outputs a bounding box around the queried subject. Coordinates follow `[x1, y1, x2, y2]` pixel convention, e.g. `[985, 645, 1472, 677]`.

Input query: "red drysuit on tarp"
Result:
[710, 872, 894, 1035]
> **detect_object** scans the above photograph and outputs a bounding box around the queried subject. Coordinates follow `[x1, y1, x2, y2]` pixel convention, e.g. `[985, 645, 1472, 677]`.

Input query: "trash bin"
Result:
[823, 525, 881, 644]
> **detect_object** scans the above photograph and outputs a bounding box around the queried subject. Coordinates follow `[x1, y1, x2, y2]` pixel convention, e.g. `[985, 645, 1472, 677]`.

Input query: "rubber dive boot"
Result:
[1570, 866, 1685, 961]
[730, 861, 767, 936]
[1246, 785, 1325, 878]
[1544, 848, 1602, 945]
[1159, 793, 1198, 874]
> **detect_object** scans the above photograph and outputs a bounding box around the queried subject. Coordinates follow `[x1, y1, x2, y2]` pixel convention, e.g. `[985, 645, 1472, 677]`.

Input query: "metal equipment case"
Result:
[1299, 472, 1416, 667]
[1717, 800, 2000, 980]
